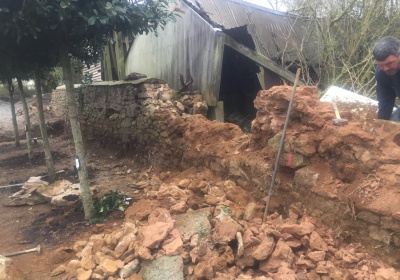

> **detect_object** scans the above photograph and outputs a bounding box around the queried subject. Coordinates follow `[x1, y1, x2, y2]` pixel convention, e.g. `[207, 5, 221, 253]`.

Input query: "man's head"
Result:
[373, 36, 400, 76]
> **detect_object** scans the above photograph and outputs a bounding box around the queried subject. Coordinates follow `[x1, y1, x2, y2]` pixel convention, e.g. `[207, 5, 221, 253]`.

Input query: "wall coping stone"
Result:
[56, 84, 82, 90]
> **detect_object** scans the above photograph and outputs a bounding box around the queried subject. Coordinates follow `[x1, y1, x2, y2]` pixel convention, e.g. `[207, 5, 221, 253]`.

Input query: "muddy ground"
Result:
[0, 94, 399, 279]
[0, 133, 159, 279]
[0, 97, 132, 279]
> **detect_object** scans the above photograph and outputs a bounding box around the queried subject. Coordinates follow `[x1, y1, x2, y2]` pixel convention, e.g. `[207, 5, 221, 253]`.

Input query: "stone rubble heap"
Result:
[5, 177, 95, 207]
[251, 86, 400, 251]
[0, 256, 25, 279]
[50, 170, 399, 280]
[46, 82, 400, 278]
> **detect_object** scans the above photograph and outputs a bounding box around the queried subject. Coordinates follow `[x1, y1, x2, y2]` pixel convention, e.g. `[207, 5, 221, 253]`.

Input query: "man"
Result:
[372, 36, 400, 121]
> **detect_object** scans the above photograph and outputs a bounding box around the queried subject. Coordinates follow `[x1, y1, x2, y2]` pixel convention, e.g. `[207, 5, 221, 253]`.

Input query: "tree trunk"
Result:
[34, 71, 56, 181]
[7, 78, 20, 147]
[59, 43, 96, 220]
[17, 77, 33, 160]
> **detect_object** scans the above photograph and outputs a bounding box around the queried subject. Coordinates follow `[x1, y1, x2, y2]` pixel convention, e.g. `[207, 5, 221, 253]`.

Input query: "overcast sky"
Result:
[244, 0, 287, 11]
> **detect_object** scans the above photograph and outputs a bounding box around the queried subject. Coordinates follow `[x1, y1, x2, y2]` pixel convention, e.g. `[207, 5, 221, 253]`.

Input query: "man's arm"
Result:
[376, 70, 396, 120]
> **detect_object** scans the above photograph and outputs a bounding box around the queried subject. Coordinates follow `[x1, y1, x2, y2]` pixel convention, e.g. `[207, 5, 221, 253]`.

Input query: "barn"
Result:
[112, 0, 318, 122]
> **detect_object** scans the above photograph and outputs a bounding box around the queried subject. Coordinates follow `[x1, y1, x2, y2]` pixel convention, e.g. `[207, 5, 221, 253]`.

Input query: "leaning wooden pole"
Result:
[34, 71, 56, 181]
[59, 42, 96, 220]
[7, 79, 20, 147]
[17, 77, 33, 160]
[263, 68, 301, 223]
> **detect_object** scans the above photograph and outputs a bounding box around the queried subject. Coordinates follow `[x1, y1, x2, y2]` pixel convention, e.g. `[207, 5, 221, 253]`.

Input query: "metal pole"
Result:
[263, 68, 302, 222]
[0, 183, 24, 189]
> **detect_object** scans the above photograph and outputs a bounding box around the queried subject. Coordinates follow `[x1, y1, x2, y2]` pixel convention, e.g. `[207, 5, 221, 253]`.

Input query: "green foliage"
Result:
[82, 73, 93, 85]
[0, 80, 35, 98]
[41, 59, 85, 92]
[0, 0, 176, 91]
[0, 84, 10, 100]
[41, 68, 64, 93]
[0, 0, 176, 220]
[0, 0, 176, 66]
[16, 81, 36, 97]
[92, 190, 130, 220]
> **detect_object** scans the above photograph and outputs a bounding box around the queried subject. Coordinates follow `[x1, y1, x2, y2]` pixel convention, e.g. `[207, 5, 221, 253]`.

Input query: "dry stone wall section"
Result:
[51, 87, 68, 117]
[78, 80, 188, 166]
[51, 84, 83, 118]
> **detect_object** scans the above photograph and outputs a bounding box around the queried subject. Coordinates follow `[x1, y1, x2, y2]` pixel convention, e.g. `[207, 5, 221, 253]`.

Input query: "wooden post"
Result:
[257, 66, 266, 89]
[103, 45, 113, 81]
[224, 35, 305, 86]
[203, 31, 225, 106]
[215, 101, 224, 122]
[114, 31, 126, 80]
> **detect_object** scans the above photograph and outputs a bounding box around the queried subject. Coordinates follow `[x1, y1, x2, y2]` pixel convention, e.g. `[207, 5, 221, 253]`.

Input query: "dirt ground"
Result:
[0, 96, 230, 279]
[0, 94, 399, 279]
[0, 135, 155, 279]
[0, 98, 131, 279]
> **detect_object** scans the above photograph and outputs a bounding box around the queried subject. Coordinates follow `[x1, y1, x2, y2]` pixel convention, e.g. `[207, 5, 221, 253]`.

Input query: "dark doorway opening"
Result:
[219, 46, 262, 132]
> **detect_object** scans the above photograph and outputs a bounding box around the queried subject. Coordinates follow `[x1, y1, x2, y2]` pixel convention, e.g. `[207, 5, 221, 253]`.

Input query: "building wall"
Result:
[83, 63, 102, 82]
[125, 0, 224, 106]
[263, 67, 285, 89]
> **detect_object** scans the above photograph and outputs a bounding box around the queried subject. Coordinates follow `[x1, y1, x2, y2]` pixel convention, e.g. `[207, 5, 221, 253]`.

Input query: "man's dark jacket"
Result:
[376, 66, 400, 119]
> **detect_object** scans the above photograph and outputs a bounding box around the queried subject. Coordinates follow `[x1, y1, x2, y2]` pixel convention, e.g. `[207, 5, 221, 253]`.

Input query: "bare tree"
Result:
[280, 0, 400, 96]
[34, 72, 56, 181]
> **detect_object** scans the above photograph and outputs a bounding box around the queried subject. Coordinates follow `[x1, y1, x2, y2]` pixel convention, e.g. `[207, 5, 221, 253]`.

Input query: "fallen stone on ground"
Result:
[38, 179, 82, 206]
[0, 256, 25, 280]
[51, 171, 400, 280]
[5, 177, 99, 207]
[4, 84, 400, 279]
[5, 176, 49, 206]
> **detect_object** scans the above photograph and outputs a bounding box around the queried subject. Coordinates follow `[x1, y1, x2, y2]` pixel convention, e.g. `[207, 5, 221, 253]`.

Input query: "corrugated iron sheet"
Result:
[126, 0, 224, 105]
[125, 0, 316, 105]
[185, 0, 318, 65]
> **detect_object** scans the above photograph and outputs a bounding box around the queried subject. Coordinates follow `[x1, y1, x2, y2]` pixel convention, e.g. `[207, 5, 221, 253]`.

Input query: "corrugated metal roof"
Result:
[185, 0, 318, 65]
[126, 0, 225, 105]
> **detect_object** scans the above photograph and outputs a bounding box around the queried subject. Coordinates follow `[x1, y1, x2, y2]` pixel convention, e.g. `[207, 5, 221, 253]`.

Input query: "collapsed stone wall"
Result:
[252, 86, 400, 251]
[251, 86, 379, 181]
[70, 81, 272, 212]
[69, 81, 400, 254]
[56, 176, 398, 280]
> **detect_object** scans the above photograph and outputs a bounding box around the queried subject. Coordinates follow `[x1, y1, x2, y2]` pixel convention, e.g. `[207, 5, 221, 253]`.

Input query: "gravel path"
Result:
[0, 99, 33, 140]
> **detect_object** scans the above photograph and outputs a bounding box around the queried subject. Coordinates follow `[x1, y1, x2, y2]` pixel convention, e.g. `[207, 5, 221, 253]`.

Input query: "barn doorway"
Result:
[219, 46, 262, 132]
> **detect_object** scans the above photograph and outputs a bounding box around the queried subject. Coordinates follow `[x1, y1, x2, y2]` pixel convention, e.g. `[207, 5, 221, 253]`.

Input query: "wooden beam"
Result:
[114, 32, 126, 80]
[257, 66, 266, 89]
[224, 35, 305, 86]
[109, 36, 118, 79]
[103, 45, 113, 81]
[204, 31, 225, 106]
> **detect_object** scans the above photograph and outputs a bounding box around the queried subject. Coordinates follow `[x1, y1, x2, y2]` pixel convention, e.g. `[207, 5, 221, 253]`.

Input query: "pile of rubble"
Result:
[48, 170, 399, 280]
[3, 83, 398, 279]
[4, 176, 86, 207]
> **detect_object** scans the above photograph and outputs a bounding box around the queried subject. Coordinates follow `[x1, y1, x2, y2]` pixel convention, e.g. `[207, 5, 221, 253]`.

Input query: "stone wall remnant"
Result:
[52, 81, 400, 256]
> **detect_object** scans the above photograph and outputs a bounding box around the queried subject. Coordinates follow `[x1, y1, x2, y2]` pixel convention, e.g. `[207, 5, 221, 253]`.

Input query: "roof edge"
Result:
[226, 0, 312, 20]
